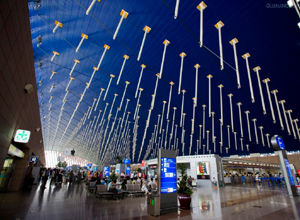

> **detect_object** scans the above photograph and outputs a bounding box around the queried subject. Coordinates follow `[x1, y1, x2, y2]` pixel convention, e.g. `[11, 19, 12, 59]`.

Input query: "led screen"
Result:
[160, 157, 177, 194]
[103, 166, 110, 177]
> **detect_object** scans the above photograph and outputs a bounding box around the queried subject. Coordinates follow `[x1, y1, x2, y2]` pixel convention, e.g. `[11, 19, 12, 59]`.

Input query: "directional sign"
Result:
[271, 135, 285, 151]
[14, 129, 31, 143]
[276, 136, 285, 150]
[30, 156, 38, 164]
[160, 157, 177, 194]
[123, 159, 131, 164]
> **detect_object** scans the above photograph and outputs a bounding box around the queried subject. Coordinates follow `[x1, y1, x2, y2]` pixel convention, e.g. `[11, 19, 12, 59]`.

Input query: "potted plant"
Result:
[114, 156, 123, 164]
[177, 163, 193, 209]
[109, 171, 117, 181]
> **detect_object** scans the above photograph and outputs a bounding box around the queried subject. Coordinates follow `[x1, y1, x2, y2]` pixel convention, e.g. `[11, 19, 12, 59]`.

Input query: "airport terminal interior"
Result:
[1, 0, 300, 219]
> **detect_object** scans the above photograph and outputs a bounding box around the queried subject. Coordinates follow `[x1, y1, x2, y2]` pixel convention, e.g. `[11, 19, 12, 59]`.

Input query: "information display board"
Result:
[197, 162, 210, 179]
[158, 148, 177, 210]
[103, 166, 110, 177]
[160, 157, 177, 194]
[126, 167, 131, 176]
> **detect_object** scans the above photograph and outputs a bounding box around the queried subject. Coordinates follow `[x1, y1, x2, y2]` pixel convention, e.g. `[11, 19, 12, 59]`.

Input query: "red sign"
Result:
[297, 169, 300, 176]
[141, 160, 146, 167]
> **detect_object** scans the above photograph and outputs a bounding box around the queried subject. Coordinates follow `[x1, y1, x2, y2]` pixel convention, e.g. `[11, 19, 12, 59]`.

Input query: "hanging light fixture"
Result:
[197, 1, 207, 47]
[215, 21, 224, 70]
[117, 55, 129, 85]
[178, 52, 186, 94]
[137, 26, 151, 61]
[113, 9, 129, 40]
[53, 20, 63, 33]
[76, 33, 88, 53]
[242, 53, 255, 103]
[271, 90, 284, 130]
[135, 64, 146, 98]
[229, 38, 241, 88]
[86, 0, 100, 15]
[253, 66, 266, 114]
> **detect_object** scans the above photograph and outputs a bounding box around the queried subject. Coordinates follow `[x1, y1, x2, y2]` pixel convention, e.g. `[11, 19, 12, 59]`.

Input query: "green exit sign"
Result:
[14, 129, 31, 143]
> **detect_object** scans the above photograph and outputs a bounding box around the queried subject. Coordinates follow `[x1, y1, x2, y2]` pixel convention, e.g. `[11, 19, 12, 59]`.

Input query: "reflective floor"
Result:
[0, 181, 300, 220]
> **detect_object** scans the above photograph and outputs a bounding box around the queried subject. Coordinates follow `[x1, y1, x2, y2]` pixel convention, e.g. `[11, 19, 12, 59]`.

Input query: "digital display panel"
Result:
[103, 166, 110, 177]
[197, 162, 210, 179]
[126, 167, 131, 176]
[285, 159, 295, 185]
[160, 157, 177, 194]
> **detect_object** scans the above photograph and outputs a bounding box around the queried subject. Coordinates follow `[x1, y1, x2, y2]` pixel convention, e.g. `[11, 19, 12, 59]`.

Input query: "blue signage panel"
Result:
[103, 166, 110, 177]
[123, 159, 131, 164]
[276, 136, 285, 150]
[87, 163, 92, 167]
[285, 159, 295, 185]
[160, 157, 177, 194]
[126, 167, 131, 176]
[30, 156, 38, 164]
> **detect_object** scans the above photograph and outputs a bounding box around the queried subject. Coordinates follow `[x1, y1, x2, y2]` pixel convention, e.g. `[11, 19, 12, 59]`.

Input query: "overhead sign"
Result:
[14, 129, 31, 143]
[63, 148, 72, 156]
[87, 163, 92, 167]
[8, 144, 25, 158]
[160, 157, 177, 194]
[123, 159, 131, 164]
[30, 156, 38, 164]
[271, 135, 285, 151]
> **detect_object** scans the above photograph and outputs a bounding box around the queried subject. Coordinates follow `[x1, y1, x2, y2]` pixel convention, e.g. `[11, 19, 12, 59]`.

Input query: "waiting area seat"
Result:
[126, 184, 145, 197]
[95, 185, 114, 198]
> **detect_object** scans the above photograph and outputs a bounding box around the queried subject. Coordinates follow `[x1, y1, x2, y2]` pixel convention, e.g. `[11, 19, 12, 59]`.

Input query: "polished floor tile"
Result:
[0, 182, 300, 220]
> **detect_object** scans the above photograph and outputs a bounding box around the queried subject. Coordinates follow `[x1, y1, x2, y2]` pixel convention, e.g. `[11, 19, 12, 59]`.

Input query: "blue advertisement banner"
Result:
[160, 157, 177, 194]
[103, 166, 110, 177]
[285, 159, 295, 186]
[126, 167, 131, 176]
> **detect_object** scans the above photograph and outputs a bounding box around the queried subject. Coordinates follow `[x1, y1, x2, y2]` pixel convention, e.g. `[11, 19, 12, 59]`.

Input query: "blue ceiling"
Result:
[28, 0, 300, 165]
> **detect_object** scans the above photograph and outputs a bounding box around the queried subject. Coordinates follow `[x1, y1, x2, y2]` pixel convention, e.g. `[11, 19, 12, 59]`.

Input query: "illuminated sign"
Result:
[276, 136, 285, 150]
[14, 129, 31, 143]
[197, 162, 210, 179]
[8, 144, 25, 158]
[30, 156, 38, 164]
[285, 159, 295, 185]
[123, 159, 131, 164]
[160, 157, 177, 194]
[103, 166, 110, 177]
[126, 167, 131, 176]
